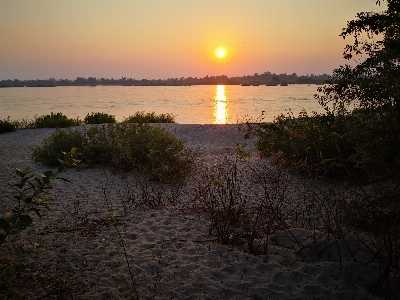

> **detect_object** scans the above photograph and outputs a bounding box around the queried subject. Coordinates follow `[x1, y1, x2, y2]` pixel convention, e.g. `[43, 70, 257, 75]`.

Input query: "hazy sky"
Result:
[0, 0, 383, 80]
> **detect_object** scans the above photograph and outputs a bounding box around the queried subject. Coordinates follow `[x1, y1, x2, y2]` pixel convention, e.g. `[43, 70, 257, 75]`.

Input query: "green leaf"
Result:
[71, 147, 78, 156]
[14, 183, 24, 189]
[18, 215, 33, 227]
[15, 168, 24, 177]
[63, 152, 70, 162]
[0, 218, 10, 231]
[37, 196, 53, 204]
[42, 196, 53, 202]
[21, 176, 30, 186]
[12, 222, 26, 230]
[58, 164, 66, 173]
[22, 194, 33, 204]
[30, 241, 45, 248]
[34, 177, 43, 186]
[23, 168, 35, 175]
[56, 177, 70, 183]
[43, 170, 55, 178]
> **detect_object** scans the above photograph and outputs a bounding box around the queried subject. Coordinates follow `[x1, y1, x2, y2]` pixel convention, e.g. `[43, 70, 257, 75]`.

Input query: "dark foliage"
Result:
[0, 118, 15, 134]
[84, 112, 116, 124]
[34, 112, 80, 128]
[123, 111, 176, 124]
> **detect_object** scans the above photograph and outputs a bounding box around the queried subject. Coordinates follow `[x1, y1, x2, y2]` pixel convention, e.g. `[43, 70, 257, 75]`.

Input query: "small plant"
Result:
[1, 148, 83, 245]
[0, 117, 15, 134]
[0, 148, 83, 298]
[191, 154, 293, 254]
[123, 111, 176, 124]
[34, 112, 80, 128]
[191, 156, 247, 244]
[84, 112, 116, 124]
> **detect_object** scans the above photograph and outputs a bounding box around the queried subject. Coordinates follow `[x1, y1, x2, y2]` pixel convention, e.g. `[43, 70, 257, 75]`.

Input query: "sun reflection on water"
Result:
[213, 85, 228, 124]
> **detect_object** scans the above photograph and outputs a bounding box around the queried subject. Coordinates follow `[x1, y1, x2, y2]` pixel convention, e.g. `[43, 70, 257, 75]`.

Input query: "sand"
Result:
[0, 125, 389, 299]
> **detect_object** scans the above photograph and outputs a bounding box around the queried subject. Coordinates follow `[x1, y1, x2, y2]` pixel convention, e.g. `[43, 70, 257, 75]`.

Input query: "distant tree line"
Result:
[0, 72, 330, 87]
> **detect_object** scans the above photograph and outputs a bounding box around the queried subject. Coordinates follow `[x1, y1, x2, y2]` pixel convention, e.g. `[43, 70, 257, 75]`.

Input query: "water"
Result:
[0, 84, 325, 124]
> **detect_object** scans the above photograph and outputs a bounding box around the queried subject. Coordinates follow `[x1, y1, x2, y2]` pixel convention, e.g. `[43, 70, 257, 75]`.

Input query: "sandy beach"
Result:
[0, 125, 389, 299]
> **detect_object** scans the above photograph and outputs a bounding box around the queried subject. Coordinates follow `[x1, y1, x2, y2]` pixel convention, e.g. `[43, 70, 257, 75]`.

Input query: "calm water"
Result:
[0, 85, 325, 124]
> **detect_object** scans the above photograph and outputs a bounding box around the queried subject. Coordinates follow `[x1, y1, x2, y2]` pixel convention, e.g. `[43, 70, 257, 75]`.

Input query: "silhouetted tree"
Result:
[317, 0, 400, 122]
[272, 75, 279, 83]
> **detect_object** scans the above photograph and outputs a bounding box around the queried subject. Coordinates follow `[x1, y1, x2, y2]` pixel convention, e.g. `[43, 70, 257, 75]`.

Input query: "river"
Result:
[0, 84, 325, 124]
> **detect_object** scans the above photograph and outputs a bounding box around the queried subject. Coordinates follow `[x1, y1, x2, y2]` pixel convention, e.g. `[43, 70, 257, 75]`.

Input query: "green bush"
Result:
[116, 124, 194, 182]
[252, 107, 399, 182]
[0, 118, 15, 134]
[34, 112, 80, 128]
[123, 111, 176, 124]
[33, 123, 197, 182]
[84, 112, 116, 124]
[253, 110, 351, 176]
[32, 128, 87, 166]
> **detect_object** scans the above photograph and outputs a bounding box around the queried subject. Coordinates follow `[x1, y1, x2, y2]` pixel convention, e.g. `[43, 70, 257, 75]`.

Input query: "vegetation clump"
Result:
[34, 112, 80, 128]
[0, 118, 15, 134]
[251, 107, 398, 182]
[84, 112, 116, 124]
[33, 123, 197, 182]
[1, 111, 176, 131]
[123, 111, 176, 124]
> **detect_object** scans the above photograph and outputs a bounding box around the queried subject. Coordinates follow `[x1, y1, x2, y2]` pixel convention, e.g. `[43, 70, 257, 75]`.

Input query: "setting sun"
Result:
[215, 47, 227, 59]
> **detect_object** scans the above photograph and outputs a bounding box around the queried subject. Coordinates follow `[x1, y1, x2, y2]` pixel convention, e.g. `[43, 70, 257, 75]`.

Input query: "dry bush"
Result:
[189, 151, 400, 297]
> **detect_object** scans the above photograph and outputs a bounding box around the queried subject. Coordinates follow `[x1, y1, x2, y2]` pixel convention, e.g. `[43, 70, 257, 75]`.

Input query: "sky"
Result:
[0, 0, 384, 80]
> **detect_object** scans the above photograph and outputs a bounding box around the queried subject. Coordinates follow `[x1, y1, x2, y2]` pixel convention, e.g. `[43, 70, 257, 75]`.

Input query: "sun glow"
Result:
[215, 47, 227, 59]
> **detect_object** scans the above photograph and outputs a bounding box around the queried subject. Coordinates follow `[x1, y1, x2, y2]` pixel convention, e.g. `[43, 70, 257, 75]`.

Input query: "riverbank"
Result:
[0, 125, 382, 299]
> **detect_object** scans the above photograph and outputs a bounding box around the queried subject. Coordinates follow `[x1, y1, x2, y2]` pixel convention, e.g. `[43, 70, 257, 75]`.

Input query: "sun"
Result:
[217, 49, 226, 58]
[215, 47, 227, 59]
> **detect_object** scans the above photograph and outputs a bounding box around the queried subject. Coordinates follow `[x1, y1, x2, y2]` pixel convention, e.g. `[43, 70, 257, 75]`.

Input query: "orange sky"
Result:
[0, 0, 384, 80]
